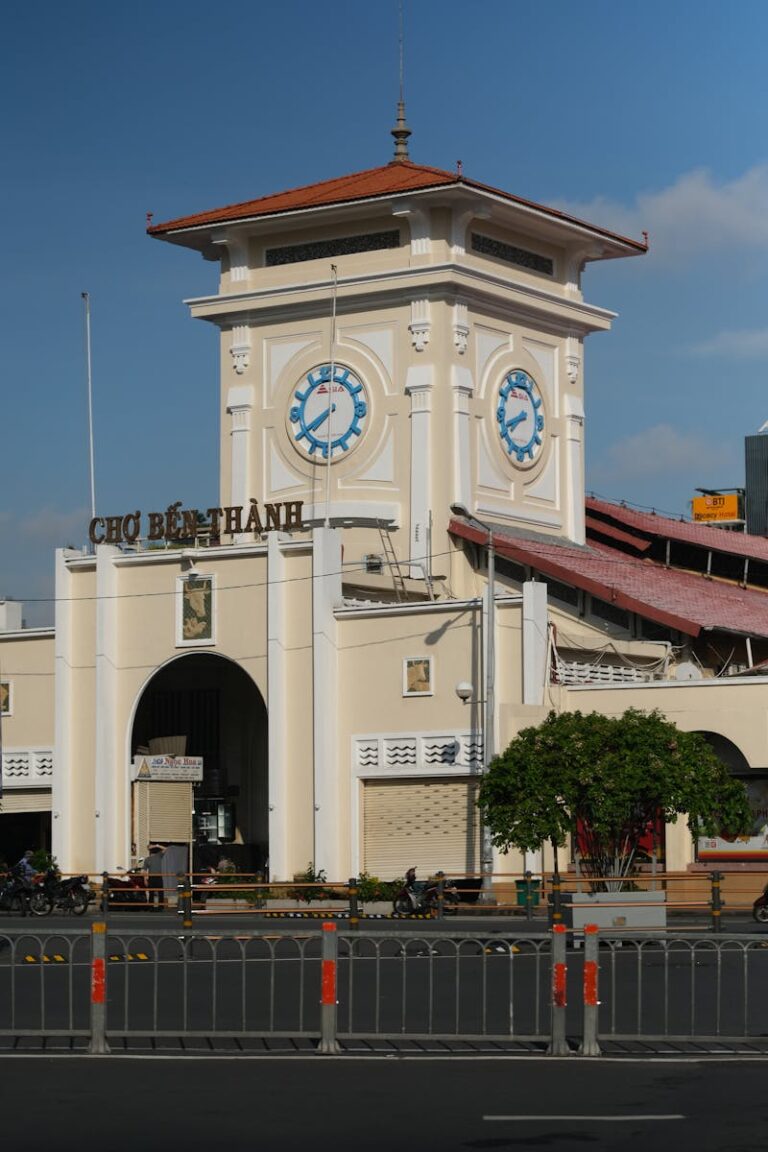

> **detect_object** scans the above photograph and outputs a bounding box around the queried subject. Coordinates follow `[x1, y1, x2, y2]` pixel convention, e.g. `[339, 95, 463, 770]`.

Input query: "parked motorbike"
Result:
[392, 867, 460, 916]
[105, 867, 148, 910]
[29, 869, 93, 916]
[753, 882, 768, 923]
[0, 865, 35, 916]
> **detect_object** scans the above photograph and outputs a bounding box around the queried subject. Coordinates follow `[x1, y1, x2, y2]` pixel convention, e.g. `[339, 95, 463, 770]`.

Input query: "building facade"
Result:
[4, 142, 768, 882]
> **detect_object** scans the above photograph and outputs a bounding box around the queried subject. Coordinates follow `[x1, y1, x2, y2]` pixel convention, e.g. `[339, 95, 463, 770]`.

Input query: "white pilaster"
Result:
[523, 581, 548, 706]
[564, 390, 585, 544]
[453, 301, 469, 354]
[52, 549, 74, 870]
[267, 533, 289, 879]
[408, 299, 431, 351]
[226, 385, 254, 511]
[312, 528, 342, 876]
[405, 365, 433, 578]
[94, 545, 120, 872]
[229, 324, 251, 375]
[451, 365, 474, 510]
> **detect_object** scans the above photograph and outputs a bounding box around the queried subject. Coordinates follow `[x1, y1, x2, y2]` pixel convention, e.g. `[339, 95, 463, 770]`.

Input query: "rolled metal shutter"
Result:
[363, 777, 480, 880]
[133, 781, 192, 845]
[0, 790, 52, 813]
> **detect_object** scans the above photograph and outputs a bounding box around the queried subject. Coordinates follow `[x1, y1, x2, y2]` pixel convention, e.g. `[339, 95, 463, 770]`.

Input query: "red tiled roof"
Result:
[586, 497, 768, 563]
[147, 160, 647, 252]
[450, 517, 768, 639]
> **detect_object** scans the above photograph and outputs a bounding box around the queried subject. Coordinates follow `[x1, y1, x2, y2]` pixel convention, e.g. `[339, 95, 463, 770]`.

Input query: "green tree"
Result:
[477, 709, 751, 886]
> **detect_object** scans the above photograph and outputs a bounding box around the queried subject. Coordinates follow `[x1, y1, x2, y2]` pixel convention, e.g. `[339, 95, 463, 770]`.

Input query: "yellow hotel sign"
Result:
[691, 494, 741, 523]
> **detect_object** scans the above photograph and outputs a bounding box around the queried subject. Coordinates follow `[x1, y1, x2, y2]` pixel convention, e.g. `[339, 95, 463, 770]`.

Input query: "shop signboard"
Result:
[691, 493, 742, 523]
[698, 776, 768, 860]
[131, 755, 204, 782]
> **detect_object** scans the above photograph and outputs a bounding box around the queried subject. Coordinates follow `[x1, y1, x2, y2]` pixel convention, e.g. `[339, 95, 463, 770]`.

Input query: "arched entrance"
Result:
[131, 653, 268, 873]
[695, 731, 752, 775]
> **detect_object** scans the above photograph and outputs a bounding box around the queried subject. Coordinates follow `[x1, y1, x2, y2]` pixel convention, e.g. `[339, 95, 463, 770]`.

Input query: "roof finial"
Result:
[390, 1, 411, 162]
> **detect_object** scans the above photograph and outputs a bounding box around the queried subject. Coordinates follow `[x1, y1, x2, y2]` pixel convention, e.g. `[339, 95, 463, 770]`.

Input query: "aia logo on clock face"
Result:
[289, 364, 368, 460]
[496, 370, 545, 464]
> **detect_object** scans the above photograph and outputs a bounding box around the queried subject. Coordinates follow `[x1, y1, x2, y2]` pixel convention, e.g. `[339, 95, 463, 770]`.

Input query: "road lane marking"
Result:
[483, 1115, 685, 1122]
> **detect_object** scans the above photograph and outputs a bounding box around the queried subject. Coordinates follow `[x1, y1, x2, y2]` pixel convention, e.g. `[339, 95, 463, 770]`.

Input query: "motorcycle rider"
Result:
[15, 850, 36, 880]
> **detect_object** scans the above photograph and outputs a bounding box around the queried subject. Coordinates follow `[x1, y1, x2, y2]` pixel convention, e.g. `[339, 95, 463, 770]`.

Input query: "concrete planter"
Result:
[570, 888, 667, 931]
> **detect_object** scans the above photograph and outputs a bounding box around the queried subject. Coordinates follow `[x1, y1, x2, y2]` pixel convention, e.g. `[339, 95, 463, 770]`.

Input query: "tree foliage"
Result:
[477, 709, 751, 883]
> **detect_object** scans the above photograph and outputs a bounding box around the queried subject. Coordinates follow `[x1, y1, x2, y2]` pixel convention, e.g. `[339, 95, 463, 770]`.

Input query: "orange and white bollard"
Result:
[89, 921, 110, 1054]
[318, 921, 340, 1054]
[547, 922, 569, 1055]
[579, 922, 601, 1056]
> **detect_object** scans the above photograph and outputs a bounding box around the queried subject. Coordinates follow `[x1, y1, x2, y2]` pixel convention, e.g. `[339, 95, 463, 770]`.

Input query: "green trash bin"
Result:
[515, 878, 541, 907]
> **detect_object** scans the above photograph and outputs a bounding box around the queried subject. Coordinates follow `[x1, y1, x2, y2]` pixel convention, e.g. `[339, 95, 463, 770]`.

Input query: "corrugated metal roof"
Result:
[450, 517, 768, 639]
[586, 497, 768, 562]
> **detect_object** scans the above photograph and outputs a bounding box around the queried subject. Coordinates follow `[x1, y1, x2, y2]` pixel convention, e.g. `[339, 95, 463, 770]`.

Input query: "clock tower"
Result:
[149, 133, 645, 595]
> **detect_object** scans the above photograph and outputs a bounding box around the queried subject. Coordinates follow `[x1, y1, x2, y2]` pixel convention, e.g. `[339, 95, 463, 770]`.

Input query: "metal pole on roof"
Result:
[82, 292, 96, 520]
[324, 265, 338, 529]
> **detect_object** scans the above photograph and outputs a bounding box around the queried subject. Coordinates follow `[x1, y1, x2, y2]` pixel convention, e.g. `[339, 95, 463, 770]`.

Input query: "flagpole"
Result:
[324, 265, 338, 529]
[82, 292, 96, 520]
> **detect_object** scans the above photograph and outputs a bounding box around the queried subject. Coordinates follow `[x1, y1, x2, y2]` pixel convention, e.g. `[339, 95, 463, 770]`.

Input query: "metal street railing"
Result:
[2, 921, 768, 1054]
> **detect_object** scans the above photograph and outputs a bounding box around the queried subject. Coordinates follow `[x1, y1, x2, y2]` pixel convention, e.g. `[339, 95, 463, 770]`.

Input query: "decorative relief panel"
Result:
[476, 328, 511, 393]
[1, 749, 54, 788]
[353, 732, 483, 775]
[521, 338, 556, 414]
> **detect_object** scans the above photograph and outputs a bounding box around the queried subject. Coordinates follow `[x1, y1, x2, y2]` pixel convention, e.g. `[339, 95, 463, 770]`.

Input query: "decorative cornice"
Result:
[409, 299, 431, 352]
[187, 263, 618, 335]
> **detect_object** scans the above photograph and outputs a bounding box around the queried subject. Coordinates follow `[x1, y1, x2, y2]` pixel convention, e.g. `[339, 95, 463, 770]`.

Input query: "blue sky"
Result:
[3, 0, 767, 625]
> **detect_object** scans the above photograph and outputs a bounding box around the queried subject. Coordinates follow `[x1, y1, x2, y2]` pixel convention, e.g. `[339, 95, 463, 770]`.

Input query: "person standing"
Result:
[144, 843, 166, 911]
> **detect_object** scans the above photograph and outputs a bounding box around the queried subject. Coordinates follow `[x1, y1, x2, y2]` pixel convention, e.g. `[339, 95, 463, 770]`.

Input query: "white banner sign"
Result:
[131, 755, 204, 782]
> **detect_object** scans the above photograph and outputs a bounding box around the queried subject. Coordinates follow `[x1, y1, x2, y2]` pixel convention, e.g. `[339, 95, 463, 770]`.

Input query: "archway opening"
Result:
[131, 653, 267, 874]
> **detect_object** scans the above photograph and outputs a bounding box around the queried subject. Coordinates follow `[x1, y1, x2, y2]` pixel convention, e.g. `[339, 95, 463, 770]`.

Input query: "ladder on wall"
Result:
[378, 524, 408, 601]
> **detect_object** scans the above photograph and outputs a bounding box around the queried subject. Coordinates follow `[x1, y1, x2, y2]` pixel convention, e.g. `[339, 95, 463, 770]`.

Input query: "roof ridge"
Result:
[148, 160, 459, 235]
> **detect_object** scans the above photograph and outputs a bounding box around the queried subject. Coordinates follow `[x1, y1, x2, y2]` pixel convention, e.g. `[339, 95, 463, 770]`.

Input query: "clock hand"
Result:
[306, 404, 337, 433]
[505, 411, 527, 432]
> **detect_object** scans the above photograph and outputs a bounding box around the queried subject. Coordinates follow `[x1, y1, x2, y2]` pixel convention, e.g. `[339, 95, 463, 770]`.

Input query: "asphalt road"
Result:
[2, 1055, 767, 1152]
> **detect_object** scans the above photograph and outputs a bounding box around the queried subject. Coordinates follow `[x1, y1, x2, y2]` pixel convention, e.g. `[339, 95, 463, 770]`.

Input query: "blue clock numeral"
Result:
[496, 370, 545, 463]
[290, 364, 367, 459]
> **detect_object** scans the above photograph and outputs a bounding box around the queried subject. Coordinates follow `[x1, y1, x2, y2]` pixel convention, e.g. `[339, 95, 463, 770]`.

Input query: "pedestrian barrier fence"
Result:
[2, 922, 768, 1054]
[3, 867, 768, 924]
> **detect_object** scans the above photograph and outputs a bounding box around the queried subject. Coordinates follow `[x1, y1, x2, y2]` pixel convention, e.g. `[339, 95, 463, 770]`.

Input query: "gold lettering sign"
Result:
[88, 500, 303, 545]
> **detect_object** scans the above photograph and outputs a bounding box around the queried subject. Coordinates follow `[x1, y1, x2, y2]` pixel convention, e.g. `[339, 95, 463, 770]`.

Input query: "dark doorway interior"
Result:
[132, 654, 268, 872]
[0, 811, 51, 869]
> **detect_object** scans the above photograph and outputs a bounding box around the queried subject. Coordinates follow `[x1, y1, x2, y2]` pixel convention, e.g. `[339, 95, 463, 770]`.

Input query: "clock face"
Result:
[289, 364, 368, 460]
[496, 370, 545, 464]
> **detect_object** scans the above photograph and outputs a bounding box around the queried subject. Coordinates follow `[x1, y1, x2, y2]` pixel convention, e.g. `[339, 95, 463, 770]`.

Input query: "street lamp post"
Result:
[451, 502, 496, 904]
